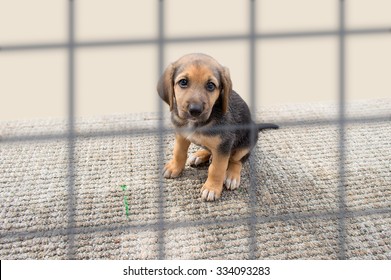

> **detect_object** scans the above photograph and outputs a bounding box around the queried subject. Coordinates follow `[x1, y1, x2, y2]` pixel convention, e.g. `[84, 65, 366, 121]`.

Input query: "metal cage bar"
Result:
[337, 0, 347, 260]
[66, 0, 76, 259]
[157, 0, 166, 260]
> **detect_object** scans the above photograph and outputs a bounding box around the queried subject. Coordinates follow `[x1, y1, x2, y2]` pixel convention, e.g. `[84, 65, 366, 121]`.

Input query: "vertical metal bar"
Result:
[157, 0, 166, 260]
[337, 0, 347, 260]
[249, 0, 257, 110]
[67, 0, 76, 259]
[248, 0, 258, 259]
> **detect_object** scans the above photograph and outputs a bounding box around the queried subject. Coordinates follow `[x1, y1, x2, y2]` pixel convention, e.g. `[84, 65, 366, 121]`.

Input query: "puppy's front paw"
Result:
[200, 181, 223, 201]
[162, 159, 184, 178]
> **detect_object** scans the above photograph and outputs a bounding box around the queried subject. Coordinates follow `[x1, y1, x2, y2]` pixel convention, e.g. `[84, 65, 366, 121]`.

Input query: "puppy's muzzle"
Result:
[188, 103, 204, 118]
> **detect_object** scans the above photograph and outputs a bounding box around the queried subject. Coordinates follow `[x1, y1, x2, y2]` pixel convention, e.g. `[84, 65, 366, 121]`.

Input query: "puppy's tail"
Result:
[256, 123, 279, 131]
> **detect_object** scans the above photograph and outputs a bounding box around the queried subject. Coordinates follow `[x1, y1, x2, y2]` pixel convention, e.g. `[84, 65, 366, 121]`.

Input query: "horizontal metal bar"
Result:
[1, 206, 390, 242]
[1, 27, 390, 52]
[1, 114, 389, 144]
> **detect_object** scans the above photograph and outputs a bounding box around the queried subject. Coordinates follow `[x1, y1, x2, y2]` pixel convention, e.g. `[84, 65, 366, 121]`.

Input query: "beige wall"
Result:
[1, 0, 390, 121]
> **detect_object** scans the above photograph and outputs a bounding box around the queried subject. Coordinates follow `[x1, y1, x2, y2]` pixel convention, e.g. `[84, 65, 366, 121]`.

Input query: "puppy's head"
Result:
[157, 53, 232, 123]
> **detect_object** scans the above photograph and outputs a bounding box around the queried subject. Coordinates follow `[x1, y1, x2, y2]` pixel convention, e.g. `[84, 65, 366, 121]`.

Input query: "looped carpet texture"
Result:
[0, 99, 390, 259]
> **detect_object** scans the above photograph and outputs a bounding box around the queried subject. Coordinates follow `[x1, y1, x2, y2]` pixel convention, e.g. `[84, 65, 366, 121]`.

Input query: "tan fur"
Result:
[188, 149, 211, 166]
[201, 152, 230, 200]
[162, 134, 190, 179]
[225, 148, 250, 190]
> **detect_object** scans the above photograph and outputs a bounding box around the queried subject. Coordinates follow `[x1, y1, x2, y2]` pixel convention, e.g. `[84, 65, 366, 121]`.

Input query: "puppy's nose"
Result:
[188, 103, 203, 117]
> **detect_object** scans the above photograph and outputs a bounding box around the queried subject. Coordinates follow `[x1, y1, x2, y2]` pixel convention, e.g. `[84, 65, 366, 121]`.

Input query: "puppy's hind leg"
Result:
[188, 148, 211, 166]
[224, 148, 250, 190]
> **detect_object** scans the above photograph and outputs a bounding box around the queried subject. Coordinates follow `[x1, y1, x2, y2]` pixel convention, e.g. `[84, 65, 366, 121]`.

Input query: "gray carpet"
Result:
[1, 99, 390, 259]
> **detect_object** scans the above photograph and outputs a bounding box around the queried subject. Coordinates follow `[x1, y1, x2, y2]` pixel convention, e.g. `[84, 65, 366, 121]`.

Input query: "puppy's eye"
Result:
[206, 82, 216, 92]
[178, 79, 188, 88]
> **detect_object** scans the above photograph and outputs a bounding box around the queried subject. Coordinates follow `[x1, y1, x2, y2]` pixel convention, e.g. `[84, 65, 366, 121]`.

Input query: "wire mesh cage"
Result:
[1, 0, 390, 259]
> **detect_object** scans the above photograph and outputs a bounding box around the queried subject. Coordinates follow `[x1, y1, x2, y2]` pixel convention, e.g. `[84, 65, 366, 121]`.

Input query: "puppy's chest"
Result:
[179, 130, 221, 151]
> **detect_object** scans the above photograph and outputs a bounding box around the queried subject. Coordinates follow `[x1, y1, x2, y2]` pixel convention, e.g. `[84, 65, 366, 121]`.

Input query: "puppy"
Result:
[157, 53, 278, 201]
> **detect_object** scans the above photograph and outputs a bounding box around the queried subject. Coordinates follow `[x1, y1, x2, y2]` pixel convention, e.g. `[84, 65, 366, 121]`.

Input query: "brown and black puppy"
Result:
[158, 53, 277, 201]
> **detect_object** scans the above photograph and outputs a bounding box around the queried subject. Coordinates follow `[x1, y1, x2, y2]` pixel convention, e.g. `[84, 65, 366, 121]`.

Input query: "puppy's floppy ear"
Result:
[220, 66, 232, 114]
[157, 63, 175, 111]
